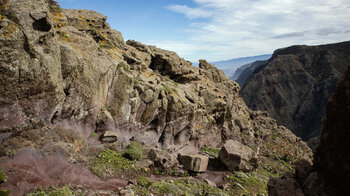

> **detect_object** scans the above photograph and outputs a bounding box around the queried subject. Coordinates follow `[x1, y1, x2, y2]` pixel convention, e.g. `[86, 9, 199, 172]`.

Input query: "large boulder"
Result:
[147, 148, 178, 170]
[218, 140, 258, 171]
[178, 154, 209, 172]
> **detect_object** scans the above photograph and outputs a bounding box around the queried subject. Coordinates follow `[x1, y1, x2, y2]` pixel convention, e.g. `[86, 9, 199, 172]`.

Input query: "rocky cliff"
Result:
[268, 66, 350, 196]
[235, 60, 267, 87]
[0, 0, 311, 195]
[240, 42, 350, 141]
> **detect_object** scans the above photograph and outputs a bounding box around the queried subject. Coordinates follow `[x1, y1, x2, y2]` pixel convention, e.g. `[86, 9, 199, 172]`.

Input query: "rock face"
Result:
[218, 140, 258, 171]
[241, 42, 350, 140]
[268, 66, 350, 196]
[314, 65, 350, 194]
[235, 60, 266, 87]
[0, 0, 311, 174]
[178, 154, 209, 172]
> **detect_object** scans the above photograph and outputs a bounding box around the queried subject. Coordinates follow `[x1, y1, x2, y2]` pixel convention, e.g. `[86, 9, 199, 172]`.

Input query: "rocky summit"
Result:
[0, 0, 311, 195]
[240, 42, 350, 143]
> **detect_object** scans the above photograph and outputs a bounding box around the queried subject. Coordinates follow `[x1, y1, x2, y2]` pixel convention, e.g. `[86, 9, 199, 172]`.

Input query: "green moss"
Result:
[0, 167, 6, 183]
[225, 171, 268, 195]
[49, 6, 63, 13]
[90, 132, 99, 138]
[117, 62, 130, 72]
[201, 146, 220, 158]
[26, 186, 73, 196]
[162, 84, 177, 95]
[133, 177, 227, 196]
[5, 150, 15, 158]
[100, 42, 115, 49]
[125, 141, 143, 160]
[89, 149, 139, 178]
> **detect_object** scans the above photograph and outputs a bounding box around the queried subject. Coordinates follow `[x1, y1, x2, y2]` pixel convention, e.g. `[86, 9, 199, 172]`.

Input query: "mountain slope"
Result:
[212, 54, 271, 79]
[240, 42, 350, 140]
[235, 60, 267, 87]
[268, 66, 350, 195]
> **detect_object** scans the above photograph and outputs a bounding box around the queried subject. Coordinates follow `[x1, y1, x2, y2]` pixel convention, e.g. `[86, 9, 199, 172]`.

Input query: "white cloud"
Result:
[162, 0, 350, 61]
[167, 5, 213, 19]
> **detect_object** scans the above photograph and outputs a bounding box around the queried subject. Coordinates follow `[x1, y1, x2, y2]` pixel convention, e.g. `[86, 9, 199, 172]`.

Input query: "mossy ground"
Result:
[26, 186, 75, 196]
[89, 149, 146, 179]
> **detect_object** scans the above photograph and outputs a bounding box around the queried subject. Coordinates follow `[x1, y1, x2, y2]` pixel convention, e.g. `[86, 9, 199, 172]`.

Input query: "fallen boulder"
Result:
[178, 154, 209, 172]
[218, 140, 258, 171]
[101, 131, 118, 143]
[148, 148, 178, 170]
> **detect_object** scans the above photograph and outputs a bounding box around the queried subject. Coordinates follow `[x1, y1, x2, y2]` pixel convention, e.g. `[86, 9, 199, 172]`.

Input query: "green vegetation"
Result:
[201, 146, 221, 158]
[133, 177, 227, 196]
[99, 42, 115, 49]
[125, 141, 143, 160]
[0, 166, 10, 196]
[26, 186, 74, 196]
[162, 84, 177, 95]
[90, 149, 139, 178]
[5, 150, 15, 158]
[49, 6, 63, 13]
[89, 131, 99, 138]
[225, 171, 267, 195]
[117, 62, 130, 72]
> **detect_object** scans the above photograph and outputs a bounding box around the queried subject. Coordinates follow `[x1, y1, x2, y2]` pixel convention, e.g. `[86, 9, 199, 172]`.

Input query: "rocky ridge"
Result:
[240, 42, 350, 142]
[0, 0, 311, 195]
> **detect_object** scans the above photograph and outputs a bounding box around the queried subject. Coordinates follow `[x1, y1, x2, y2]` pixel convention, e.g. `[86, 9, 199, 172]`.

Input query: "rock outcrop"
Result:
[0, 0, 313, 194]
[0, 0, 311, 161]
[240, 42, 350, 141]
[268, 66, 350, 196]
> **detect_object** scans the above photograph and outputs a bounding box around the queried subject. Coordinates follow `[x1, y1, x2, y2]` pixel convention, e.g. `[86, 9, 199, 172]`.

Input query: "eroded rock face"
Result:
[218, 140, 258, 171]
[0, 0, 311, 170]
[268, 66, 350, 196]
[241, 42, 350, 141]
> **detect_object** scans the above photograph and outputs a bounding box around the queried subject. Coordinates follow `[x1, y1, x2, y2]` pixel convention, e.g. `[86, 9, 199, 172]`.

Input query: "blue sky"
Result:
[58, 0, 350, 62]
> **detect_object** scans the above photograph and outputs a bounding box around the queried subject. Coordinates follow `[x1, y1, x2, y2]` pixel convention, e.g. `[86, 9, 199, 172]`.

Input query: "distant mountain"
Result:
[234, 60, 267, 87]
[211, 54, 271, 79]
[241, 41, 350, 141]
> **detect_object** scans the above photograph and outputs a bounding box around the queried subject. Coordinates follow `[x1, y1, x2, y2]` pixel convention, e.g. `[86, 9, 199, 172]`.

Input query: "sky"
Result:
[58, 0, 350, 62]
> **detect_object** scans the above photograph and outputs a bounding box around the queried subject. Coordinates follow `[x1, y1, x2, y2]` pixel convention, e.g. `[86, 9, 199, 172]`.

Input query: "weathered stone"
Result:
[148, 148, 178, 170]
[101, 131, 118, 143]
[204, 179, 216, 187]
[178, 154, 209, 172]
[135, 159, 153, 169]
[218, 140, 258, 171]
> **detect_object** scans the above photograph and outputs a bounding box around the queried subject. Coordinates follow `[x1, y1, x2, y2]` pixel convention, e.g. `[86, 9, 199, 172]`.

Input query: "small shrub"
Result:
[90, 132, 99, 138]
[117, 62, 130, 72]
[0, 166, 10, 196]
[201, 146, 220, 158]
[125, 141, 143, 160]
[5, 150, 15, 158]
[136, 176, 153, 188]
